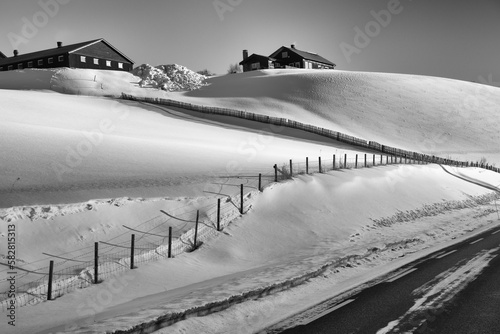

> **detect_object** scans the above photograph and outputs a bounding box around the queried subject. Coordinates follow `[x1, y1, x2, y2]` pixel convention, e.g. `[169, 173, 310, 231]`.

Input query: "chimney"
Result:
[291, 44, 296, 49]
[13, 50, 19, 57]
[57, 41, 63, 48]
[243, 49, 248, 60]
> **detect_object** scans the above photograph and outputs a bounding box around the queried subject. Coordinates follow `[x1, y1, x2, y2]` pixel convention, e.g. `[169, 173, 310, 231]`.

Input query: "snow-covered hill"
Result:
[2, 67, 498, 163]
[1, 67, 500, 333]
[173, 70, 500, 163]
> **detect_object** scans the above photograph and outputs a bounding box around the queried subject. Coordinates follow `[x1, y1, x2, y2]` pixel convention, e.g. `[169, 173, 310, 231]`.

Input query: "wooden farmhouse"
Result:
[239, 44, 336, 72]
[0, 38, 134, 72]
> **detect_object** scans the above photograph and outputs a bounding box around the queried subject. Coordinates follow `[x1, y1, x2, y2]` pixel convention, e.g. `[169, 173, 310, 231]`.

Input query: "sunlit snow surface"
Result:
[0, 68, 500, 333]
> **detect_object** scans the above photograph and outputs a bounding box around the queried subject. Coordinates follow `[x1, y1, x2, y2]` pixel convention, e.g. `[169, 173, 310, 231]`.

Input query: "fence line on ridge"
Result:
[2, 94, 498, 311]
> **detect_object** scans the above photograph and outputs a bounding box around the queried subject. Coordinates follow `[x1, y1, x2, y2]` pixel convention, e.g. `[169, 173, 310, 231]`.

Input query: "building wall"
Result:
[242, 57, 272, 72]
[272, 48, 335, 70]
[69, 53, 133, 72]
[273, 49, 305, 68]
[0, 53, 69, 71]
[0, 40, 133, 72]
[76, 42, 132, 63]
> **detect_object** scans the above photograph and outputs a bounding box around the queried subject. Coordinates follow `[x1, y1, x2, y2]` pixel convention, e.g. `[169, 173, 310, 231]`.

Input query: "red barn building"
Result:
[0, 38, 134, 72]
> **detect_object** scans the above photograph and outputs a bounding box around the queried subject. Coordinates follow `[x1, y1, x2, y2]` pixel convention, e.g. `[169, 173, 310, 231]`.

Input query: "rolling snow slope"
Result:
[1, 67, 500, 333]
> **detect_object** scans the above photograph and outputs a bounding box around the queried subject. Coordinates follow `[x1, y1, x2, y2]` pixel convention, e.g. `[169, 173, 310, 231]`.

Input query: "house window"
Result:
[251, 62, 259, 70]
[94, 58, 99, 65]
[48, 57, 53, 64]
[80, 56, 86, 62]
[282, 51, 288, 58]
[8, 65, 13, 70]
[18, 64, 23, 69]
[295, 62, 301, 68]
[28, 61, 33, 68]
[106, 60, 111, 67]
[38, 59, 43, 66]
[0, 67, 3, 71]
[118, 62, 123, 69]
[58, 55, 64, 62]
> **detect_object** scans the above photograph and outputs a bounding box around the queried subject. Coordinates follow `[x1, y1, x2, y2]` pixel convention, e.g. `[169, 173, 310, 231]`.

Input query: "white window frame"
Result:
[94, 58, 99, 65]
[80, 56, 86, 63]
[38, 59, 43, 66]
[282, 51, 288, 58]
[28, 61, 33, 68]
[118, 62, 123, 69]
[251, 62, 259, 70]
[106, 60, 111, 67]
[58, 55, 64, 62]
[48, 57, 53, 64]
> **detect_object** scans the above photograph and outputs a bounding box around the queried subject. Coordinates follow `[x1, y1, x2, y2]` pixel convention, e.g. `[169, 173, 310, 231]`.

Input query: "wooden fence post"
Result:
[290, 159, 293, 178]
[47, 260, 54, 301]
[194, 210, 199, 249]
[168, 227, 172, 258]
[373, 154, 375, 166]
[130, 234, 135, 269]
[344, 154, 347, 168]
[319, 157, 322, 173]
[306, 157, 309, 174]
[380, 155, 383, 165]
[355, 154, 358, 168]
[364, 154, 367, 168]
[217, 198, 221, 231]
[274, 164, 278, 182]
[240, 184, 244, 214]
[333, 154, 336, 170]
[94, 242, 98, 284]
[258, 173, 262, 192]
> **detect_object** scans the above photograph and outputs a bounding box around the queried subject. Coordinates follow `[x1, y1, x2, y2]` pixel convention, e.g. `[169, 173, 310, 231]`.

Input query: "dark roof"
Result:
[239, 53, 276, 65]
[0, 38, 134, 66]
[269, 46, 336, 67]
[0, 51, 6, 59]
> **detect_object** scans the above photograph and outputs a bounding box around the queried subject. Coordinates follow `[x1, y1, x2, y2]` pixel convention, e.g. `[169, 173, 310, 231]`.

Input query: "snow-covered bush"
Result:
[132, 64, 208, 91]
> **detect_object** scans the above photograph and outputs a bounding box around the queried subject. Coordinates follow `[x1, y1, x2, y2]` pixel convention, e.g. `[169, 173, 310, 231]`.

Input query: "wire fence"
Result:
[120, 93, 500, 172]
[0, 171, 276, 311]
[2, 94, 499, 312]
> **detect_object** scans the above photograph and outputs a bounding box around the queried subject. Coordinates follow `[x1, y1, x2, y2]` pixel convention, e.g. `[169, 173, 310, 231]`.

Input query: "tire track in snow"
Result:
[376, 247, 499, 334]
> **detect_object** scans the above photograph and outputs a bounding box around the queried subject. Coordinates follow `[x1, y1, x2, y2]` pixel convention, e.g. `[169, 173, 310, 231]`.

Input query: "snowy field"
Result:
[1, 67, 500, 333]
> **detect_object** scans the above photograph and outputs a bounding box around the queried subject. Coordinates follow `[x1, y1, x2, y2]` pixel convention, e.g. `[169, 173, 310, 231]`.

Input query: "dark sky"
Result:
[1, 0, 499, 84]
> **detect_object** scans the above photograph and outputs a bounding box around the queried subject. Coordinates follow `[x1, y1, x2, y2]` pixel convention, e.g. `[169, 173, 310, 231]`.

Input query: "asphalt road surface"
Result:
[277, 225, 500, 334]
